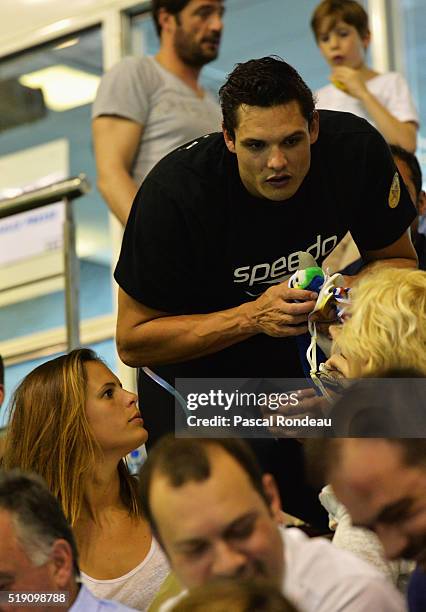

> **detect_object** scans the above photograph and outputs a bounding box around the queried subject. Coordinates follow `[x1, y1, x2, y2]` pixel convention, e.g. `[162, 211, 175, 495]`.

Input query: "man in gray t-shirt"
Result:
[92, 0, 224, 225]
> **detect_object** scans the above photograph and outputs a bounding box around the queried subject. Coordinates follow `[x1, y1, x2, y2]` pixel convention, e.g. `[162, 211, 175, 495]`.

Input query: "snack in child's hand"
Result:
[331, 77, 348, 92]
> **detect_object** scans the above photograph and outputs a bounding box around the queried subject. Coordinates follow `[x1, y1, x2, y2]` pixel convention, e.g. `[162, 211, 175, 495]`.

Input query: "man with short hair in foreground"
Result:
[327, 434, 426, 612]
[138, 436, 406, 612]
[0, 470, 137, 612]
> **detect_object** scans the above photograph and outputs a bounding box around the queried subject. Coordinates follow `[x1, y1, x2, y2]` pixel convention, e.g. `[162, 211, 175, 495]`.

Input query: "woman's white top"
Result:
[82, 537, 169, 611]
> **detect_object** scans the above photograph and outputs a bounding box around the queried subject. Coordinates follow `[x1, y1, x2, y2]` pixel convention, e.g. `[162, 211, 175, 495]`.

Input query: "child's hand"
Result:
[330, 66, 368, 99]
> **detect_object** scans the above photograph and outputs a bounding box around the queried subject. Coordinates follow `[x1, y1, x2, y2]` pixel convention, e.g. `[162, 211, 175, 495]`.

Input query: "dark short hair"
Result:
[151, 0, 192, 36]
[219, 56, 316, 141]
[0, 354, 4, 387]
[0, 470, 80, 577]
[139, 436, 268, 539]
[390, 145, 423, 201]
[311, 0, 369, 40]
[331, 369, 426, 475]
[305, 368, 426, 486]
[324, 437, 426, 480]
[330, 368, 426, 439]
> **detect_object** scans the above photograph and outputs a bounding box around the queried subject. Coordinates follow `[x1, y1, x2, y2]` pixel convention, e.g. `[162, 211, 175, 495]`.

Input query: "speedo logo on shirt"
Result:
[234, 234, 338, 288]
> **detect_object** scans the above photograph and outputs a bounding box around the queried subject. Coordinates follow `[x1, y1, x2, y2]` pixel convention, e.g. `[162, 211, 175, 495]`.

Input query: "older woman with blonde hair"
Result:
[326, 267, 426, 378]
[2, 348, 168, 611]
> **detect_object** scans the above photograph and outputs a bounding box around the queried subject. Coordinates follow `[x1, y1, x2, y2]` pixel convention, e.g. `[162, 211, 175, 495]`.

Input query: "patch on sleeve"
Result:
[388, 172, 401, 208]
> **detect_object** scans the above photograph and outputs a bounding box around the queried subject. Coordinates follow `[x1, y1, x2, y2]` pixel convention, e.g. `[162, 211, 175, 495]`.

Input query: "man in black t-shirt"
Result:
[115, 57, 417, 527]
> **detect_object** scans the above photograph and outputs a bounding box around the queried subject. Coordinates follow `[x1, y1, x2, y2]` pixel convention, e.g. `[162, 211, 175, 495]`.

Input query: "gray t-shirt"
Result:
[92, 56, 222, 185]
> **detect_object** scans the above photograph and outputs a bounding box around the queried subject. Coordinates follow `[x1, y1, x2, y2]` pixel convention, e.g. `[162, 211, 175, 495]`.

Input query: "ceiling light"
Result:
[54, 38, 79, 50]
[19, 65, 100, 112]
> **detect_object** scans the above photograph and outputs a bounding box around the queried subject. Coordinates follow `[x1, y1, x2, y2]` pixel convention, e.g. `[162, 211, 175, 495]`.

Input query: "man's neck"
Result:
[66, 579, 81, 610]
[155, 47, 203, 94]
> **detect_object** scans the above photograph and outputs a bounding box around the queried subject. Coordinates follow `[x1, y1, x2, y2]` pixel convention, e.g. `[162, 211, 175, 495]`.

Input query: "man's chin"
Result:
[261, 186, 297, 202]
[184, 51, 218, 68]
[199, 49, 219, 63]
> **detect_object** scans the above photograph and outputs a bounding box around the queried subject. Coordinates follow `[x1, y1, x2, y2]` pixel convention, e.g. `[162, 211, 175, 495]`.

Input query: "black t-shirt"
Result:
[115, 110, 416, 439]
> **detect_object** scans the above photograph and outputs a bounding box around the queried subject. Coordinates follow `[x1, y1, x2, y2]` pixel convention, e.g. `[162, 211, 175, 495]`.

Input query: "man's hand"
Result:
[330, 66, 368, 100]
[248, 283, 318, 337]
[260, 388, 328, 437]
[117, 283, 317, 367]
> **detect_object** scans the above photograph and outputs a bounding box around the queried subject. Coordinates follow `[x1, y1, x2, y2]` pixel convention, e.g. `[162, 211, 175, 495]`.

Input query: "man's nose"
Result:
[211, 541, 247, 578]
[209, 11, 224, 32]
[267, 147, 288, 171]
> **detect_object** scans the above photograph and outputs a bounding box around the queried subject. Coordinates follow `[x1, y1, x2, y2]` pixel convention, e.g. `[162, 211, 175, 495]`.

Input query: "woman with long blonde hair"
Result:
[326, 267, 426, 377]
[2, 348, 168, 611]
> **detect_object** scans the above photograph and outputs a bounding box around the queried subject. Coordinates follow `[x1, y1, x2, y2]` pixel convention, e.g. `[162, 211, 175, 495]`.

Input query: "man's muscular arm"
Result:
[116, 284, 318, 367]
[343, 230, 417, 287]
[93, 116, 142, 225]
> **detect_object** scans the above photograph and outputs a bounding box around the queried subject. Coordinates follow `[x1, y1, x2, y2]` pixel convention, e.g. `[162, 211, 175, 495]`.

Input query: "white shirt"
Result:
[315, 71, 418, 128]
[70, 584, 138, 611]
[281, 527, 406, 611]
[159, 527, 406, 612]
[82, 537, 169, 612]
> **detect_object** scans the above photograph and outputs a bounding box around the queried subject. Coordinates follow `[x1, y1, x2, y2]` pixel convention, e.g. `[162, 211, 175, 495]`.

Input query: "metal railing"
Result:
[0, 174, 91, 351]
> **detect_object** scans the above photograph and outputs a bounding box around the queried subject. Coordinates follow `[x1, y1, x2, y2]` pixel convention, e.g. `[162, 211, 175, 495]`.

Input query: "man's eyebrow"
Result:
[240, 131, 305, 145]
[173, 512, 258, 549]
[240, 137, 264, 145]
[355, 497, 414, 529]
[193, 3, 226, 15]
[173, 537, 207, 551]
[376, 497, 413, 524]
[223, 511, 258, 536]
[282, 130, 306, 139]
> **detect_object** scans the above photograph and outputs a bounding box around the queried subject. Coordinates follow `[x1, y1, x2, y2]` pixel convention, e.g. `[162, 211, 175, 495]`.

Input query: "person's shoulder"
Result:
[315, 83, 334, 100]
[70, 584, 138, 612]
[373, 71, 406, 83]
[317, 109, 376, 136]
[148, 132, 226, 184]
[112, 55, 153, 70]
[283, 528, 405, 609]
[368, 71, 411, 91]
[284, 526, 382, 578]
[103, 55, 157, 81]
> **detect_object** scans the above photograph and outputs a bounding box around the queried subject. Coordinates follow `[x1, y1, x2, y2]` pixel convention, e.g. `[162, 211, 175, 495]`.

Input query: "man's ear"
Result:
[49, 539, 74, 589]
[418, 190, 426, 216]
[158, 7, 175, 35]
[262, 473, 282, 521]
[309, 110, 319, 145]
[222, 124, 236, 153]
